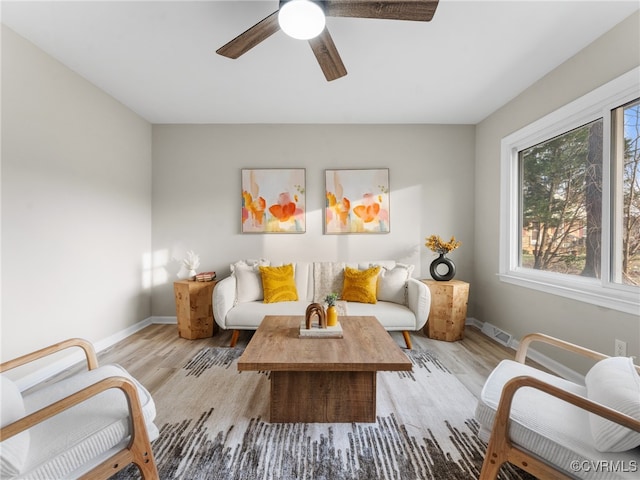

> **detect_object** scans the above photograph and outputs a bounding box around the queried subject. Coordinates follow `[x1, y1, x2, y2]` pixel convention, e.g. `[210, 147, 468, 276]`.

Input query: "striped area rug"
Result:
[113, 346, 532, 480]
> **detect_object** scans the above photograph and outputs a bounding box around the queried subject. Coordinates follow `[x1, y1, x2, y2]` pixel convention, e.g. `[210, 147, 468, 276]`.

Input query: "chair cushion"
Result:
[373, 263, 414, 305]
[341, 266, 380, 304]
[0, 375, 29, 477]
[231, 259, 269, 303]
[585, 356, 640, 452]
[20, 364, 157, 479]
[259, 264, 299, 303]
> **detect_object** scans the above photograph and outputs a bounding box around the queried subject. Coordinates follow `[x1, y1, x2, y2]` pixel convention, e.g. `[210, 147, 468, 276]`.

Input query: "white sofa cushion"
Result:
[20, 364, 157, 479]
[231, 259, 269, 303]
[294, 262, 314, 302]
[346, 301, 416, 330]
[585, 356, 640, 452]
[475, 359, 640, 479]
[0, 375, 29, 477]
[227, 301, 310, 328]
[373, 263, 414, 305]
[227, 299, 418, 331]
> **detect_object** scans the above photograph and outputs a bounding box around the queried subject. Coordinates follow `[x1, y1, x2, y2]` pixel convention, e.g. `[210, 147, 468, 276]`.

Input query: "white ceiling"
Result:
[2, 0, 638, 124]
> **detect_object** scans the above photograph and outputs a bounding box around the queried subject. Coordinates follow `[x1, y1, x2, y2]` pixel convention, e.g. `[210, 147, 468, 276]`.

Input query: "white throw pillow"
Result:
[373, 263, 414, 305]
[0, 375, 29, 477]
[230, 259, 269, 303]
[584, 356, 640, 452]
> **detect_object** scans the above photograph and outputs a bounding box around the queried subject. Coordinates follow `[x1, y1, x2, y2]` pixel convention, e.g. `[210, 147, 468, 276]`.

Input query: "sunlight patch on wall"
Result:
[143, 250, 170, 288]
[142, 252, 152, 289]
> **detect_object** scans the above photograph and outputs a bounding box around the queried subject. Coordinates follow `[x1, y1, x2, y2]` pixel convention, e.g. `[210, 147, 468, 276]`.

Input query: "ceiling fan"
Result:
[216, 0, 439, 81]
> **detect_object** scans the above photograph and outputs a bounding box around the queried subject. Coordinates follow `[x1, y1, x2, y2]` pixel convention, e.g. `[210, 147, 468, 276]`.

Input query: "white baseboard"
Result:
[93, 317, 154, 352]
[151, 316, 177, 324]
[15, 317, 154, 391]
[471, 319, 584, 384]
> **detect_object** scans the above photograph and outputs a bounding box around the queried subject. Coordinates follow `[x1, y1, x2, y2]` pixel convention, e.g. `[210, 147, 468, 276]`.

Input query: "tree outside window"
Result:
[519, 120, 603, 278]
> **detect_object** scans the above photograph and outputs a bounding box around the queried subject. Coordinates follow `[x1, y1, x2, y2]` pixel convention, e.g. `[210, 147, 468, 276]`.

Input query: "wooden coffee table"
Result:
[237, 315, 412, 423]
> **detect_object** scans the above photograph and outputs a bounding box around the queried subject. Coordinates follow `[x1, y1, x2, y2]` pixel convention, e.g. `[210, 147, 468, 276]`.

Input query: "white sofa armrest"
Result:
[213, 276, 236, 330]
[407, 278, 430, 330]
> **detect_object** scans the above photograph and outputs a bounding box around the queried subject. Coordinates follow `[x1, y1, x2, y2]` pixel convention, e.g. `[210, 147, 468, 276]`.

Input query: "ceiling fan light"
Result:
[278, 0, 326, 40]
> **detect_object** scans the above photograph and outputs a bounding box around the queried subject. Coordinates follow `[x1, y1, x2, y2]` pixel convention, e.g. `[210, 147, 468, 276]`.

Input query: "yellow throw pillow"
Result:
[341, 266, 380, 304]
[259, 264, 299, 303]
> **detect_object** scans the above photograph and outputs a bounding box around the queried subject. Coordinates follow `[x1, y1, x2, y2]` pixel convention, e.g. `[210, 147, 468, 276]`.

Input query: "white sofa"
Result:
[475, 333, 640, 480]
[213, 260, 430, 349]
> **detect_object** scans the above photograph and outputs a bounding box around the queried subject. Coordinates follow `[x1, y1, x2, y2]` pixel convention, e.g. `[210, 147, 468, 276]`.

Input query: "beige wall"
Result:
[150, 124, 476, 316]
[1, 26, 152, 363]
[474, 12, 640, 372]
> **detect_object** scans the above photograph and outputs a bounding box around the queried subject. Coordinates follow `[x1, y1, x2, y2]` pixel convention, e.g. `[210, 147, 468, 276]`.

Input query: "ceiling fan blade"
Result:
[216, 10, 280, 59]
[308, 28, 347, 82]
[325, 0, 439, 22]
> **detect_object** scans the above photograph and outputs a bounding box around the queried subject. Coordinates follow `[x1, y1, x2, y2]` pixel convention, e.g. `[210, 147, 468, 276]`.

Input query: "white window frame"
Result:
[499, 67, 640, 315]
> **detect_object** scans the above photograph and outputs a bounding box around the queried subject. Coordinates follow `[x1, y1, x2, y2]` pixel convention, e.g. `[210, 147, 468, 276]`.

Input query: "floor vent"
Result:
[481, 322, 513, 347]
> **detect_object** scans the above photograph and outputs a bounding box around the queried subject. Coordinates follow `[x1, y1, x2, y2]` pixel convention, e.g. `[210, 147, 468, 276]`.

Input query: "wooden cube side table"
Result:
[173, 280, 219, 340]
[422, 279, 469, 342]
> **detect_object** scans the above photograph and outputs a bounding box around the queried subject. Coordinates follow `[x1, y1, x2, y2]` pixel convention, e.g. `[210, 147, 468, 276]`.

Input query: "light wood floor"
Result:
[91, 324, 545, 400]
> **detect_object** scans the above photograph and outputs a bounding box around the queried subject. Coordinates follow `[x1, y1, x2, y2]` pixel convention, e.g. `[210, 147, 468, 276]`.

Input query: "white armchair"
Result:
[476, 333, 640, 479]
[0, 338, 159, 479]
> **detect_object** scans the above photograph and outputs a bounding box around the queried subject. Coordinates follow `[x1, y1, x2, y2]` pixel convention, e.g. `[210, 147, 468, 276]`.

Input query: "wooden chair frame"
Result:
[0, 338, 159, 480]
[480, 333, 640, 480]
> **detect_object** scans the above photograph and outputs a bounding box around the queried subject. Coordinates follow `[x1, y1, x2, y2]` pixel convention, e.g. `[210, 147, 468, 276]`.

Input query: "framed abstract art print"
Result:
[241, 168, 306, 233]
[325, 168, 390, 234]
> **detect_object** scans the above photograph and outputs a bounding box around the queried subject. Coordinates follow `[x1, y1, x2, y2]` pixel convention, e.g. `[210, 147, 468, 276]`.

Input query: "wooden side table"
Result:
[422, 279, 469, 342]
[173, 280, 219, 340]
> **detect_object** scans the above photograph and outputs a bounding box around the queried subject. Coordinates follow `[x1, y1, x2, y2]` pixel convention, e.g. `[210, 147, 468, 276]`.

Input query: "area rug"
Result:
[113, 346, 532, 480]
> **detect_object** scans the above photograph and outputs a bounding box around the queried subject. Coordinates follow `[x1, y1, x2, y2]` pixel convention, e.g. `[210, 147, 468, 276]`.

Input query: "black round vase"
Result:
[430, 253, 456, 281]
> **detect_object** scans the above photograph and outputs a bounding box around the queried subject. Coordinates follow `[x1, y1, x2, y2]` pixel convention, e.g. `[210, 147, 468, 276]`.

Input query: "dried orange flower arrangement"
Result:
[425, 235, 461, 254]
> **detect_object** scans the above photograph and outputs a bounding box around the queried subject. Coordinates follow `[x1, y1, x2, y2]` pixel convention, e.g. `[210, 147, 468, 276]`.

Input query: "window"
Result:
[500, 68, 640, 314]
[613, 99, 640, 286]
